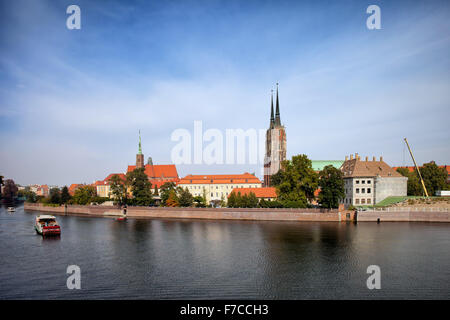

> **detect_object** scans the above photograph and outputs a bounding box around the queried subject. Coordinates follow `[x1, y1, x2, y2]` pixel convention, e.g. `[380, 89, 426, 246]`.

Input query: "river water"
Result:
[0, 204, 448, 299]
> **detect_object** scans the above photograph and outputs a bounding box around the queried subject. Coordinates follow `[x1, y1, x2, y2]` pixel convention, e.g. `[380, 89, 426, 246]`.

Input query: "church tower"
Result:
[136, 130, 144, 169]
[264, 83, 287, 186]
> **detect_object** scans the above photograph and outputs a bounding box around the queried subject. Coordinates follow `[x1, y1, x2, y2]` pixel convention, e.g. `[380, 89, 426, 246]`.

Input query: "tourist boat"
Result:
[116, 216, 127, 221]
[35, 215, 61, 236]
[7, 207, 15, 212]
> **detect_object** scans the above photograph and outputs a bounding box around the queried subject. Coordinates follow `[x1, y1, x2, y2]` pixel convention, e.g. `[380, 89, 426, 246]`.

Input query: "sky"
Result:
[0, 0, 449, 186]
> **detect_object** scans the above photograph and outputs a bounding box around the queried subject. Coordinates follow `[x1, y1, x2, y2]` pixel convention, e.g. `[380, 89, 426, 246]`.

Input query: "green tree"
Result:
[160, 182, 177, 206]
[154, 185, 159, 196]
[318, 165, 345, 208]
[272, 154, 319, 207]
[22, 186, 37, 203]
[247, 192, 258, 208]
[178, 187, 194, 207]
[420, 161, 448, 196]
[396, 168, 422, 196]
[49, 187, 61, 204]
[72, 185, 97, 205]
[126, 168, 153, 206]
[61, 186, 71, 204]
[2, 179, 18, 203]
[227, 192, 237, 207]
[109, 174, 127, 205]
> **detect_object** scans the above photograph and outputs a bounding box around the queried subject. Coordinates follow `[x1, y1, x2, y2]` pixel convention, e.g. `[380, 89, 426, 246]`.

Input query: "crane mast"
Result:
[404, 138, 429, 197]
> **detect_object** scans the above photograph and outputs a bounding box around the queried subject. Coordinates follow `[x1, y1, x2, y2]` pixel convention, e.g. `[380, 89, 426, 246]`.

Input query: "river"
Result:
[0, 204, 448, 299]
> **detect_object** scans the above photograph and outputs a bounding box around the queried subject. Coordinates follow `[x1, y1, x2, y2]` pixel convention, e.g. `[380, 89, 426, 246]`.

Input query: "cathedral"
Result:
[264, 84, 287, 186]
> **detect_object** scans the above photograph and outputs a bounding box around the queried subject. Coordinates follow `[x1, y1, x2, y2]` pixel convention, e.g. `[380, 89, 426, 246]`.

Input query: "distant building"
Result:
[68, 184, 84, 196]
[229, 187, 277, 201]
[127, 132, 179, 188]
[36, 185, 49, 197]
[264, 84, 287, 186]
[95, 173, 126, 198]
[178, 173, 262, 204]
[311, 160, 344, 173]
[340, 154, 407, 206]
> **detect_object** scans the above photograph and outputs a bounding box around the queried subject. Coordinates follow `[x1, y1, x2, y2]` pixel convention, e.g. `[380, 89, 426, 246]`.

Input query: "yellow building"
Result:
[178, 173, 262, 204]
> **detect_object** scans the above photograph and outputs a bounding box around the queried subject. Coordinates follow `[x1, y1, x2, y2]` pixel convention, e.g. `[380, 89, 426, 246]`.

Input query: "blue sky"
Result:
[0, 0, 449, 186]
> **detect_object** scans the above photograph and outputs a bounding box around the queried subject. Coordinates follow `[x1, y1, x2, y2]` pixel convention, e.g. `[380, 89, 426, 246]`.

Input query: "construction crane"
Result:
[404, 138, 429, 197]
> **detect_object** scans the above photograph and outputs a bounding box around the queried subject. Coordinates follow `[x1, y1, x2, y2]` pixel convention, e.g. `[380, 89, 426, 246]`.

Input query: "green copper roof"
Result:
[311, 160, 344, 171]
[138, 130, 142, 154]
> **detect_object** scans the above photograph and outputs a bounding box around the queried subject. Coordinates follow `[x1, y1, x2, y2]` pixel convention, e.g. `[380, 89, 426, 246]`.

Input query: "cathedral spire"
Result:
[270, 89, 274, 128]
[275, 83, 281, 126]
[138, 130, 142, 155]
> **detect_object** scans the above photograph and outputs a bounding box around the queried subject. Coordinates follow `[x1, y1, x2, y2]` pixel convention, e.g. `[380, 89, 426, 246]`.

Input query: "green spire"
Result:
[270, 89, 274, 128]
[275, 83, 281, 126]
[138, 130, 142, 154]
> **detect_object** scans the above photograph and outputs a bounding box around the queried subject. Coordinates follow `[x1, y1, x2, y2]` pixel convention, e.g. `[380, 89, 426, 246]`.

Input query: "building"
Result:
[178, 173, 262, 204]
[229, 187, 277, 201]
[36, 185, 49, 197]
[311, 160, 344, 172]
[95, 173, 126, 198]
[127, 132, 179, 188]
[68, 183, 84, 196]
[340, 154, 407, 206]
[264, 84, 287, 186]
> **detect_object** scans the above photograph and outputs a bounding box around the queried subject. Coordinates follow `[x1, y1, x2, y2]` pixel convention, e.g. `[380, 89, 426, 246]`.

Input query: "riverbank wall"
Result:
[23, 203, 449, 222]
[24, 203, 355, 222]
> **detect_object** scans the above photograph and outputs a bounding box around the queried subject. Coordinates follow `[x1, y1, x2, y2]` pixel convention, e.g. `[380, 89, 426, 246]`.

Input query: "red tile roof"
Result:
[127, 164, 179, 179]
[179, 173, 261, 185]
[342, 159, 402, 178]
[68, 184, 84, 195]
[393, 165, 450, 175]
[229, 187, 277, 198]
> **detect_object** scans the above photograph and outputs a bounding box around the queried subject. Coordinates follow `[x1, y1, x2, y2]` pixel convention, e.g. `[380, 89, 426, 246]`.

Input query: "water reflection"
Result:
[0, 205, 449, 299]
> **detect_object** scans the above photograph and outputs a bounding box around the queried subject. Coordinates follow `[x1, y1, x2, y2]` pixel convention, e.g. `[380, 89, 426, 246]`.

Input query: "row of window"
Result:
[344, 198, 372, 204]
[356, 188, 371, 194]
[355, 180, 371, 184]
[185, 185, 259, 190]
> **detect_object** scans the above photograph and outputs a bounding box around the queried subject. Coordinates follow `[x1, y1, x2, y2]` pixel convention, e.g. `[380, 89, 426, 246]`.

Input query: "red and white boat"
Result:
[35, 215, 61, 236]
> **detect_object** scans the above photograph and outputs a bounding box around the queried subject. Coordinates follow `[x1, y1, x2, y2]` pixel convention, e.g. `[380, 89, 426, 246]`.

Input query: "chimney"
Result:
[373, 156, 376, 161]
[380, 156, 383, 162]
[345, 156, 348, 161]
[355, 153, 359, 160]
[365, 156, 368, 162]
[350, 154, 353, 160]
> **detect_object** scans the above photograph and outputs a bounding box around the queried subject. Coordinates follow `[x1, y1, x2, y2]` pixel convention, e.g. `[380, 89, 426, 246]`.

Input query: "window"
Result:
[367, 180, 371, 184]
[367, 188, 371, 194]
[355, 199, 360, 204]
[356, 188, 360, 194]
[367, 199, 371, 204]
[362, 180, 365, 184]
[210, 193, 213, 197]
[361, 199, 366, 204]
[362, 188, 365, 193]
[356, 180, 360, 184]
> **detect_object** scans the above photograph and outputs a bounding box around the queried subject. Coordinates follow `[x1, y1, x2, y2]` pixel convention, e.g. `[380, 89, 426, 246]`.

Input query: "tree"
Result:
[396, 168, 422, 196]
[420, 161, 448, 196]
[154, 185, 159, 196]
[126, 168, 153, 206]
[272, 154, 319, 207]
[166, 190, 179, 207]
[178, 187, 194, 207]
[61, 186, 71, 204]
[227, 192, 237, 207]
[160, 182, 177, 206]
[318, 165, 345, 208]
[72, 185, 97, 205]
[109, 174, 127, 205]
[2, 179, 18, 203]
[49, 187, 61, 204]
[21, 186, 37, 203]
[247, 192, 258, 208]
